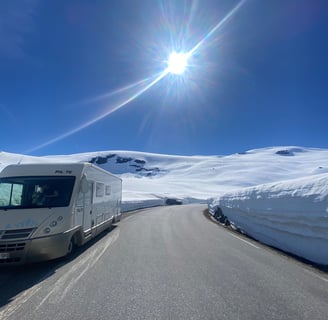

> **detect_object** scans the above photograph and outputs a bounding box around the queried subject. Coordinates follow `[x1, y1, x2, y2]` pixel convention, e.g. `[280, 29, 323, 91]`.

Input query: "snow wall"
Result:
[210, 173, 328, 265]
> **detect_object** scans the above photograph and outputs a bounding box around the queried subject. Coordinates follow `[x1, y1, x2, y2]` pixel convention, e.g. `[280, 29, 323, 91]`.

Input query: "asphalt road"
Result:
[0, 204, 327, 320]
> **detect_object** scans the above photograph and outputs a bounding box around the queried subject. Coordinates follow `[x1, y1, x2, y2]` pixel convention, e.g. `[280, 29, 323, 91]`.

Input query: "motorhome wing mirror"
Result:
[81, 176, 89, 193]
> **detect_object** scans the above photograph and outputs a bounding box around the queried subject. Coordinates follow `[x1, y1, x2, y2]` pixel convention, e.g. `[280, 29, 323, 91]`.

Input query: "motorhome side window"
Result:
[0, 176, 75, 209]
[105, 185, 111, 196]
[96, 182, 105, 198]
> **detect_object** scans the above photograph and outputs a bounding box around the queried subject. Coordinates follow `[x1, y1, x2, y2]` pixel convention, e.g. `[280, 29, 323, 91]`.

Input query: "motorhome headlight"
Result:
[50, 221, 57, 227]
[57, 216, 63, 222]
[44, 227, 51, 234]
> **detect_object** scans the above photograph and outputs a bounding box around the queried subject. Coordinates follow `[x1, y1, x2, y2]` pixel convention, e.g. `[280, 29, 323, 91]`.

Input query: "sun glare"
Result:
[167, 52, 188, 75]
[27, 1, 247, 153]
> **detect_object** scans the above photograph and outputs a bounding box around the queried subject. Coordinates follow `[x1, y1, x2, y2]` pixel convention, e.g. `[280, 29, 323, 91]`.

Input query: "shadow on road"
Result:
[0, 225, 117, 309]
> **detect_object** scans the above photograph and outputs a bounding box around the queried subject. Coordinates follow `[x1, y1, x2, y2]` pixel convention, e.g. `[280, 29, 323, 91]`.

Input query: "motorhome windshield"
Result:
[0, 176, 76, 209]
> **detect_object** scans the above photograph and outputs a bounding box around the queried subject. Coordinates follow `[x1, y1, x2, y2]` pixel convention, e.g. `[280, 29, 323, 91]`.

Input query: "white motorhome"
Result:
[0, 162, 122, 264]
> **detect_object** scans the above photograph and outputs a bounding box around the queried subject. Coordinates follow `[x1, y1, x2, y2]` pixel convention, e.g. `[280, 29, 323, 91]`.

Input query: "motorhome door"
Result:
[83, 182, 94, 236]
[75, 181, 94, 236]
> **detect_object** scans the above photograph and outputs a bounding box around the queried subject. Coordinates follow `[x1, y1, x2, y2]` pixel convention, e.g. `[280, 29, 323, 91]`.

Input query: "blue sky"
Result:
[0, 0, 327, 156]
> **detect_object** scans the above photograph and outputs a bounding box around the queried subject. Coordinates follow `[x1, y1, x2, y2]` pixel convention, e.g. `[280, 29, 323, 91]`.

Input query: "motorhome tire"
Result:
[67, 238, 76, 256]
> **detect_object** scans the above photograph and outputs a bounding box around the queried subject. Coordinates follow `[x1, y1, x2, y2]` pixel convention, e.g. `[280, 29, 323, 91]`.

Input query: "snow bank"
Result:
[120, 193, 165, 212]
[210, 174, 328, 265]
[121, 199, 165, 212]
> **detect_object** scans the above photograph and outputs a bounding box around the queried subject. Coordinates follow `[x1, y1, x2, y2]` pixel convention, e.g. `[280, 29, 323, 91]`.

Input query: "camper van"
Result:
[0, 162, 122, 264]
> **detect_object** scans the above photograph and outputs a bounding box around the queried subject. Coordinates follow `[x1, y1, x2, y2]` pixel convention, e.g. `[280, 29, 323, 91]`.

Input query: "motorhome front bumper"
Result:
[0, 232, 72, 265]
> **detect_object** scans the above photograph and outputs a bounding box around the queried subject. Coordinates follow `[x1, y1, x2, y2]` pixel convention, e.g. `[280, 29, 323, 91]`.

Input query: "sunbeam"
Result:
[188, 0, 247, 56]
[80, 76, 156, 105]
[26, 0, 247, 153]
[26, 71, 168, 153]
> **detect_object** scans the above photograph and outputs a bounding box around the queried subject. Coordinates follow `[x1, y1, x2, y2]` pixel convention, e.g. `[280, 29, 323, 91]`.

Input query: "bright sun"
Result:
[167, 52, 188, 75]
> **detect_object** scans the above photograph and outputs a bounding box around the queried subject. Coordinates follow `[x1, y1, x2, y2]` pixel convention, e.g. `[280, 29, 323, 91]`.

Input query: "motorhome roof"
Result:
[0, 162, 90, 177]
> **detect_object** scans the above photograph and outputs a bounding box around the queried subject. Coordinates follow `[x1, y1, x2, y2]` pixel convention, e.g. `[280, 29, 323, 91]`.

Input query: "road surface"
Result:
[0, 204, 327, 320]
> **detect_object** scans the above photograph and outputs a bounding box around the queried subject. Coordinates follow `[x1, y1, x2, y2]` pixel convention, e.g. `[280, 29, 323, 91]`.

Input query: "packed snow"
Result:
[0, 146, 327, 264]
[209, 174, 328, 265]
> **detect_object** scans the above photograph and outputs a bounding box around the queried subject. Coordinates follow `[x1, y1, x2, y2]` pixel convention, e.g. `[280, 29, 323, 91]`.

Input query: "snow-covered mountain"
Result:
[1, 146, 327, 202]
[1, 146, 328, 264]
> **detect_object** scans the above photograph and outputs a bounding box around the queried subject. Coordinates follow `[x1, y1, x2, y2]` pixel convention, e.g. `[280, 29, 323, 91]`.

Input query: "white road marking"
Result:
[0, 282, 42, 320]
[229, 231, 328, 282]
[37, 228, 120, 308]
[0, 229, 120, 319]
[229, 232, 260, 249]
[303, 268, 328, 283]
